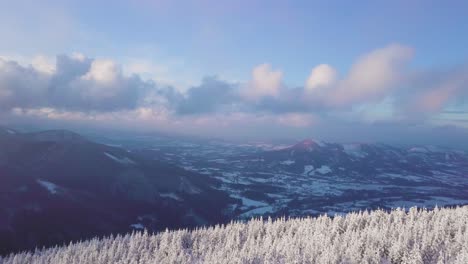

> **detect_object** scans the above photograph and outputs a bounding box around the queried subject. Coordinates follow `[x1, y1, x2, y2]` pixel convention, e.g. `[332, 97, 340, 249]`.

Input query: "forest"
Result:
[2, 206, 467, 264]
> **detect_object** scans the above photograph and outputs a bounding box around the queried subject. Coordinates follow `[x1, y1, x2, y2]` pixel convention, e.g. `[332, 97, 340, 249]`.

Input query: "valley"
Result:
[1, 126, 468, 255]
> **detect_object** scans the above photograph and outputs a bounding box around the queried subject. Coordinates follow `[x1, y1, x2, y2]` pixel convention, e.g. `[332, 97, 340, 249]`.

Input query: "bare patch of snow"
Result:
[303, 165, 314, 176]
[209, 158, 228, 164]
[280, 160, 295, 165]
[104, 152, 136, 165]
[409, 147, 429, 153]
[130, 223, 144, 230]
[314, 139, 326, 147]
[37, 180, 59, 194]
[222, 172, 240, 177]
[343, 144, 367, 158]
[159, 193, 183, 201]
[231, 194, 268, 208]
[386, 196, 468, 209]
[379, 173, 423, 182]
[240, 206, 274, 218]
[104, 143, 122, 148]
[315, 165, 332, 174]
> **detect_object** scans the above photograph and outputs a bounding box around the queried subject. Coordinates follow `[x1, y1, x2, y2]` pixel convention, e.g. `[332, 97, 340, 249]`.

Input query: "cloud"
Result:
[30, 55, 56, 74]
[304, 44, 414, 107]
[175, 76, 238, 115]
[401, 66, 468, 115]
[277, 113, 317, 128]
[335, 44, 413, 105]
[82, 59, 120, 84]
[2, 45, 468, 144]
[0, 54, 152, 112]
[242, 64, 283, 100]
[305, 64, 337, 92]
[0, 59, 50, 111]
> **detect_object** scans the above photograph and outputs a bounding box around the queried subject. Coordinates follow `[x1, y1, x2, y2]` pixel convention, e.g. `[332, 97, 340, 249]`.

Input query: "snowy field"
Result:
[2, 206, 468, 264]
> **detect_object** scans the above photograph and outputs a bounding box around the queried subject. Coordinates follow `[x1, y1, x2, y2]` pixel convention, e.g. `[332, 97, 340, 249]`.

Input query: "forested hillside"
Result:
[2, 206, 468, 264]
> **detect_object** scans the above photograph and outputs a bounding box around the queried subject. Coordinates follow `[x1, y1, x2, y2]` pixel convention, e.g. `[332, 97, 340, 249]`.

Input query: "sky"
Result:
[0, 0, 468, 146]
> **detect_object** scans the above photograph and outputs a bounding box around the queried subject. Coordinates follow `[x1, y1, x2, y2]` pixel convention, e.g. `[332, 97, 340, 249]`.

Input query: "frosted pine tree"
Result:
[2, 206, 468, 264]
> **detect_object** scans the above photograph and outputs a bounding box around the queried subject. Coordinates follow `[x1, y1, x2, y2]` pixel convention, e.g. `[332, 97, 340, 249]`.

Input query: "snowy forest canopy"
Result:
[2, 206, 468, 264]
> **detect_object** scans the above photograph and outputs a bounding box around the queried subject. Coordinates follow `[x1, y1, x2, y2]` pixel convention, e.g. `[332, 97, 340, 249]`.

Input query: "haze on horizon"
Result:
[1, 0, 468, 148]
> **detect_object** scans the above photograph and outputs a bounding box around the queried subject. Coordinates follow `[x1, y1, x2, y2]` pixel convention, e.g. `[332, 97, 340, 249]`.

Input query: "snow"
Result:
[214, 176, 235, 184]
[222, 172, 240, 177]
[266, 193, 287, 199]
[37, 179, 59, 194]
[130, 223, 144, 230]
[315, 165, 332, 174]
[5, 206, 468, 264]
[104, 152, 136, 165]
[314, 139, 327, 147]
[239, 206, 274, 218]
[249, 177, 270, 183]
[445, 153, 450, 161]
[386, 196, 468, 209]
[159, 193, 183, 201]
[231, 194, 268, 208]
[409, 147, 429, 153]
[303, 165, 314, 175]
[208, 158, 227, 164]
[342, 144, 367, 158]
[379, 173, 423, 182]
[215, 172, 248, 184]
[280, 159, 295, 165]
[104, 143, 122, 148]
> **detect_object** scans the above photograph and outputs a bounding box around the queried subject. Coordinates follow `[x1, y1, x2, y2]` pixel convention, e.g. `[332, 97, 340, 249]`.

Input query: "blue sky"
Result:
[1, 0, 468, 146]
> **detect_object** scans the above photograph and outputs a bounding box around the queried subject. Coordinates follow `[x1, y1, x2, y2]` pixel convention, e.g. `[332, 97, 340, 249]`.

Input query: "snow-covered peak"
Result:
[290, 139, 325, 151]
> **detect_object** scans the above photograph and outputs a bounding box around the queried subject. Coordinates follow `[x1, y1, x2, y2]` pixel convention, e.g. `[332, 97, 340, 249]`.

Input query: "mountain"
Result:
[2, 206, 468, 263]
[0, 128, 233, 254]
[2, 129, 468, 256]
[133, 137, 468, 220]
[289, 138, 325, 152]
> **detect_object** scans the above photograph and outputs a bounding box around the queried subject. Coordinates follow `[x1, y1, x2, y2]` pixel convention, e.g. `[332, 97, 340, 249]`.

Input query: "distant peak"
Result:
[290, 138, 325, 151]
[299, 139, 317, 146]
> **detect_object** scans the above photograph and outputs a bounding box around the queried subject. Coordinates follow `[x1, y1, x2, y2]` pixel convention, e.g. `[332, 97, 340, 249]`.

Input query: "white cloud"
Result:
[277, 113, 317, 127]
[304, 44, 414, 108]
[71, 52, 86, 62]
[82, 59, 120, 84]
[2, 45, 468, 141]
[305, 64, 337, 91]
[243, 63, 283, 100]
[31, 55, 56, 74]
[0, 54, 56, 74]
[333, 44, 413, 105]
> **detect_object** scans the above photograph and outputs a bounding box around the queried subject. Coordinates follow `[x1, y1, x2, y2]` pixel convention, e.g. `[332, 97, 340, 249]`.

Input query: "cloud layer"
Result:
[1, 44, 468, 143]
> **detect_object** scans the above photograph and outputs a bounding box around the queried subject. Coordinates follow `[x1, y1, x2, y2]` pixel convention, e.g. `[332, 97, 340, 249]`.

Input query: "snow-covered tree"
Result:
[1, 206, 468, 264]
